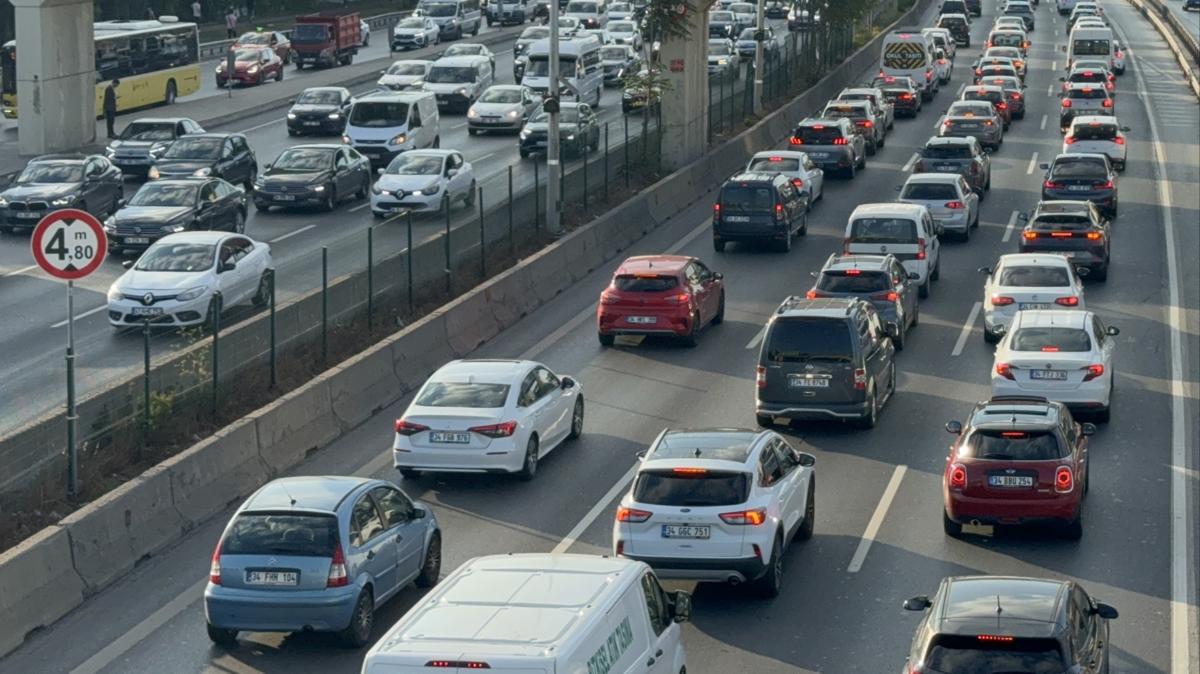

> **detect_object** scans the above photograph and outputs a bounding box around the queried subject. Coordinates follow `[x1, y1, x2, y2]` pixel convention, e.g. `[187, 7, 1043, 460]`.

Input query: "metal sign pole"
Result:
[65, 279, 77, 498]
[546, 0, 561, 234]
[753, 0, 766, 114]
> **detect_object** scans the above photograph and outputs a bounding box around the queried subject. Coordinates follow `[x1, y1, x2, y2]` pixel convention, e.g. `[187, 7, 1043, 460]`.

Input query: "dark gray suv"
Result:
[755, 297, 898, 429]
[807, 254, 919, 350]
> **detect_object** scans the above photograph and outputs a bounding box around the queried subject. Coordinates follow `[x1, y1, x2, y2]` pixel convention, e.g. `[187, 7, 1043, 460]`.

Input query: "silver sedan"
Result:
[468, 85, 539, 134]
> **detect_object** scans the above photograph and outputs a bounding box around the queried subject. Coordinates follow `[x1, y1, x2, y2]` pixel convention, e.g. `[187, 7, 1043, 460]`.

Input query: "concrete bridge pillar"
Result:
[658, 4, 709, 170]
[11, 0, 96, 155]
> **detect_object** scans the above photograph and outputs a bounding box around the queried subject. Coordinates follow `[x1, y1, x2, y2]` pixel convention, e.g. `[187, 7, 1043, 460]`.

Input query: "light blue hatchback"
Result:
[204, 476, 441, 648]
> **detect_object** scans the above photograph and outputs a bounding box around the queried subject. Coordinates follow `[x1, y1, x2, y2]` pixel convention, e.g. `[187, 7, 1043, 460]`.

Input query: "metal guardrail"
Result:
[1129, 0, 1200, 97]
[198, 10, 413, 59]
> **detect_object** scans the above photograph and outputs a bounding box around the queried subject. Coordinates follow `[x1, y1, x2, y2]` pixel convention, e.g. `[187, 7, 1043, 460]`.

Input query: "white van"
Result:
[880, 30, 937, 100]
[415, 0, 483, 39]
[1066, 25, 1114, 70]
[844, 202, 942, 298]
[361, 554, 691, 674]
[522, 35, 604, 107]
[343, 91, 441, 168]
[565, 0, 609, 29]
[422, 54, 494, 112]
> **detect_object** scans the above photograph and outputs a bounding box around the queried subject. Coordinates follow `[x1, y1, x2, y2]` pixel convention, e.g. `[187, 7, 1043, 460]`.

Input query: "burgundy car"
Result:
[231, 30, 293, 64]
[216, 47, 284, 87]
[597, 255, 725, 347]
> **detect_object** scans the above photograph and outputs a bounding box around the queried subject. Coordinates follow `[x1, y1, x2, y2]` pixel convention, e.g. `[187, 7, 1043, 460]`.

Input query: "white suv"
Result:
[613, 428, 816, 598]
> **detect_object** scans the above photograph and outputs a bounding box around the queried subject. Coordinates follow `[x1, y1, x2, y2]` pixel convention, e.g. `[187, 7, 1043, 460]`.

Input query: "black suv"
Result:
[712, 172, 808, 253]
[1, 154, 124, 233]
[149, 133, 258, 188]
[807, 254, 919, 350]
[755, 297, 898, 429]
[913, 136, 991, 194]
[903, 575, 1118, 674]
[1018, 200, 1111, 280]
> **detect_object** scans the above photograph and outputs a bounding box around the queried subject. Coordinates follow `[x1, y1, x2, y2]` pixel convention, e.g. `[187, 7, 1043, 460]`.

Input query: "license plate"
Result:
[662, 525, 710, 539]
[808, 152, 829, 158]
[935, 163, 957, 171]
[627, 316, 657, 324]
[124, 237, 150, 244]
[303, 121, 321, 126]
[1030, 369, 1068, 380]
[958, 124, 980, 130]
[988, 475, 1034, 487]
[15, 212, 41, 219]
[724, 215, 751, 222]
[1018, 303, 1050, 310]
[274, 194, 297, 201]
[245, 570, 298, 586]
[789, 376, 830, 388]
[131, 307, 164, 316]
[430, 431, 471, 444]
[1068, 185, 1090, 191]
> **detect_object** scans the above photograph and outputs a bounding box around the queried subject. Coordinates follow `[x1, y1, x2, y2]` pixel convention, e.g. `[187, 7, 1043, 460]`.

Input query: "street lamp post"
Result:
[753, 0, 765, 114]
[546, 0, 562, 234]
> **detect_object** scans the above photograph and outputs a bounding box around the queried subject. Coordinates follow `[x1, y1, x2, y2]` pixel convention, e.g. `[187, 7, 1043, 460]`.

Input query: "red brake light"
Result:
[1064, 136, 1076, 145]
[672, 467, 709, 475]
[209, 540, 222, 585]
[426, 662, 491, 669]
[885, 291, 899, 302]
[812, 123, 824, 130]
[1114, 136, 1124, 145]
[990, 295, 1015, 306]
[945, 201, 964, 209]
[857, 120, 874, 128]
[1095, 180, 1114, 189]
[1061, 98, 1072, 108]
[949, 463, 967, 489]
[327, 543, 349, 587]
[719, 508, 767, 525]
[997, 102, 1008, 110]
[1055, 466, 1074, 493]
[756, 365, 767, 388]
[1043, 180, 1060, 189]
[791, 178, 804, 188]
[805, 289, 819, 299]
[1083, 363, 1105, 381]
[926, 70, 933, 80]
[844, 268, 862, 275]
[774, 202, 784, 220]
[1041, 346, 1060, 352]
[1101, 99, 1113, 108]
[1051, 231, 1073, 238]
[1010, 92, 1022, 100]
[395, 419, 430, 436]
[916, 237, 926, 261]
[996, 362, 1015, 380]
[789, 136, 803, 145]
[768, 156, 783, 161]
[832, 137, 847, 145]
[854, 368, 867, 390]
[616, 506, 652, 522]
[899, 92, 913, 100]
[468, 421, 518, 438]
[1055, 296, 1080, 306]
[1001, 431, 1027, 438]
[978, 635, 1016, 643]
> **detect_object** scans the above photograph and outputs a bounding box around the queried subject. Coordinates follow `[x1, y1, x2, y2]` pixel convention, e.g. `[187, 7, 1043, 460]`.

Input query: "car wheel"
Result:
[165, 80, 177, 105]
[858, 386, 878, 429]
[568, 397, 584, 439]
[433, 135, 441, 148]
[796, 480, 815, 541]
[231, 210, 245, 234]
[356, 178, 368, 200]
[206, 623, 238, 646]
[253, 200, 269, 212]
[943, 509, 963, 537]
[464, 180, 477, 207]
[749, 533, 783, 598]
[777, 227, 792, 253]
[468, 127, 477, 136]
[338, 589, 374, 648]
[598, 332, 615, 347]
[866, 141, 876, 157]
[713, 238, 726, 252]
[1062, 511, 1084, 540]
[1094, 404, 1111, 424]
[276, 67, 284, 82]
[932, 258, 941, 281]
[204, 296, 219, 327]
[415, 532, 442, 588]
[983, 327, 999, 344]
[680, 312, 700, 347]
[323, 187, 337, 212]
[918, 277, 930, 299]
[517, 435, 539, 481]
[1092, 263, 1108, 282]
[251, 272, 270, 308]
[712, 291, 725, 325]
[893, 321, 905, 351]
[244, 167, 257, 191]
[845, 162, 856, 179]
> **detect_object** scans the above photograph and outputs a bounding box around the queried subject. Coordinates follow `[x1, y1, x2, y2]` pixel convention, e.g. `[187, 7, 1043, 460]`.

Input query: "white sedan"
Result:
[1063, 116, 1128, 170]
[991, 310, 1118, 422]
[370, 149, 475, 217]
[896, 173, 980, 240]
[106, 231, 272, 328]
[393, 359, 585, 480]
[744, 151, 824, 208]
[980, 253, 1086, 343]
[377, 59, 433, 91]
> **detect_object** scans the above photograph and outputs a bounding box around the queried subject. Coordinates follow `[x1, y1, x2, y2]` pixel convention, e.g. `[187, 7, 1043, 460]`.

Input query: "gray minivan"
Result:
[416, 0, 483, 39]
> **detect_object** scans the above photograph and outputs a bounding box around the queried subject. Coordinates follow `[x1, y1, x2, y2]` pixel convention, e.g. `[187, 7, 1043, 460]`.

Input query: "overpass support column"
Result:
[658, 5, 709, 170]
[11, 0, 96, 155]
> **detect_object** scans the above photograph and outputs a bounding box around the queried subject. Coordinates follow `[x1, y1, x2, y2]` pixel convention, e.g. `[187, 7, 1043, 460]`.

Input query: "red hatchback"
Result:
[942, 396, 1094, 539]
[597, 255, 725, 347]
[216, 47, 285, 87]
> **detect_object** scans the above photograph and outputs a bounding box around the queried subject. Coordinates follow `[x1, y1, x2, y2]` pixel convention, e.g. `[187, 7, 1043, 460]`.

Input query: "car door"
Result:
[803, 154, 823, 200]
[861, 311, 892, 390]
[196, 181, 220, 230]
[446, 153, 468, 199]
[959, 176, 979, 223]
[639, 572, 679, 674]
[214, 138, 236, 182]
[347, 493, 399, 605]
[517, 370, 552, 446]
[80, 159, 106, 214]
[214, 238, 242, 304]
[892, 259, 917, 321]
[1092, 314, 1115, 371]
[225, 136, 251, 185]
[212, 181, 240, 231]
[534, 366, 572, 449]
[923, 212, 940, 267]
[693, 259, 721, 320]
[226, 236, 258, 303]
[770, 438, 807, 537]
[369, 485, 425, 594]
[346, 147, 370, 187]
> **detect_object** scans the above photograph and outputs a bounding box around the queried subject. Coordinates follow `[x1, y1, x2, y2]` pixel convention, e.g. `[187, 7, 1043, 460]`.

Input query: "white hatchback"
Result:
[991, 310, 1118, 421]
[896, 173, 980, 240]
[1063, 116, 1128, 171]
[393, 359, 584, 480]
[844, 203, 941, 298]
[981, 253, 1086, 343]
[613, 428, 815, 598]
[370, 149, 475, 217]
[744, 150, 825, 207]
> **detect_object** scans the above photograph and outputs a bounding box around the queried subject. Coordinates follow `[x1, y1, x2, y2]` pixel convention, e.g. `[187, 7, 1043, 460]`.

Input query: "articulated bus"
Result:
[1, 17, 202, 120]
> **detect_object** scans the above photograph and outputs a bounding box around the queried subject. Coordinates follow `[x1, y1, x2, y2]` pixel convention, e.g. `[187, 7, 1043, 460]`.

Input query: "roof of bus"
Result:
[5, 18, 198, 47]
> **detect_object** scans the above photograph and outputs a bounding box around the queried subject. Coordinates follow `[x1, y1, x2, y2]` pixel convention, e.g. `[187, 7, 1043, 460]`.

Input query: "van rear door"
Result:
[363, 661, 550, 674]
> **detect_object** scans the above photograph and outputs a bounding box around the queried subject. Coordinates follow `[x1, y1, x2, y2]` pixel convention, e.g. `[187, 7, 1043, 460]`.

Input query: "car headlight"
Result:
[192, 167, 212, 177]
[147, 166, 161, 180]
[565, 134, 576, 141]
[248, 65, 260, 74]
[413, 182, 440, 196]
[506, 109, 519, 118]
[456, 88, 469, 96]
[105, 147, 116, 157]
[389, 133, 408, 145]
[149, 143, 168, 157]
[342, 135, 352, 144]
[106, 286, 122, 302]
[215, 65, 224, 73]
[287, 112, 297, 119]
[103, 216, 115, 232]
[51, 196, 74, 207]
[109, 140, 123, 149]
[0, 196, 7, 207]
[327, 112, 340, 119]
[717, 58, 728, 65]
[313, 185, 326, 192]
[175, 286, 208, 302]
[520, 129, 531, 138]
[166, 224, 187, 233]
[371, 183, 384, 195]
[468, 107, 479, 118]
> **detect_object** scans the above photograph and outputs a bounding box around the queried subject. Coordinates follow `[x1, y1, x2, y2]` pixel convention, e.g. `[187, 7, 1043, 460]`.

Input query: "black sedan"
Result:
[148, 133, 258, 189]
[103, 178, 248, 255]
[1, 154, 124, 233]
[286, 87, 354, 136]
[252, 144, 372, 212]
[518, 103, 601, 158]
[1039, 153, 1118, 217]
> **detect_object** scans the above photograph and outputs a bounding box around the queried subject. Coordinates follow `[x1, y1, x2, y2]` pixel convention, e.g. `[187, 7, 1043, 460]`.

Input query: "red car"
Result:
[231, 30, 292, 64]
[942, 396, 1093, 539]
[215, 47, 284, 87]
[597, 255, 725, 347]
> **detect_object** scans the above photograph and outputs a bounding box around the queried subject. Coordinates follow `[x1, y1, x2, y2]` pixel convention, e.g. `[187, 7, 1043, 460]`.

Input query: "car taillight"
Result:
[872, 291, 899, 302]
[775, 203, 784, 220]
[926, 70, 933, 80]
[756, 365, 767, 388]
[997, 102, 1008, 110]
[995, 362, 1015, 380]
[600, 291, 620, 304]
[1102, 99, 1113, 108]
[1083, 363, 1105, 381]
[1044, 180, 1061, 189]
[468, 421, 518, 438]
[395, 419, 430, 436]
[899, 92, 913, 100]
[853, 368, 867, 390]
[616, 506, 652, 522]
[969, 163, 979, 174]
[945, 201, 964, 209]
[791, 178, 804, 188]
[209, 540, 223, 585]
[1010, 92, 1022, 100]
[1095, 180, 1113, 189]
[990, 295, 1015, 306]
[832, 137, 847, 145]
[1061, 98, 1072, 108]
[916, 237, 926, 261]
[426, 661, 491, 669]
[1055, 466, 1074, 493]
[327, 543, 349, 587]
[1051, 231, 1073, 238]
[789, 136, 803, 145]
[719, 508, 767, 525]
[949, 463, 967, 489]
[1055, 296, 1080, 306]
[1114, 136, 1125, 145]
[857, 120, 874, 128]
[975, 68, 982, 76]
[1087, 231, 1104, 240]
[805, 289, 821, 299]
[1064, 136, 1076, 145]
[666, 293, 691, 304]
[1023, 230, 1039, 240]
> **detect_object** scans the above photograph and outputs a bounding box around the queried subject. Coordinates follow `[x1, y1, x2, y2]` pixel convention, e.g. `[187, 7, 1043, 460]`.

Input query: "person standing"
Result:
[225, 8, 238, 38]
[145, 5, 156, 19]
[191, 0, 202, 22]
[103, 79, 119, 138]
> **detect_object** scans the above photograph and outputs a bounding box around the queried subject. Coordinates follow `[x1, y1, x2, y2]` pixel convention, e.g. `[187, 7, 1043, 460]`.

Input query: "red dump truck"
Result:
[291, 11, 361, 68]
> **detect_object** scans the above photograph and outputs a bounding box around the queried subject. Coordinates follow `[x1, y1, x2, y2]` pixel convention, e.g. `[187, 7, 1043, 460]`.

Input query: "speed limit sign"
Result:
[30, 208, 108, 280]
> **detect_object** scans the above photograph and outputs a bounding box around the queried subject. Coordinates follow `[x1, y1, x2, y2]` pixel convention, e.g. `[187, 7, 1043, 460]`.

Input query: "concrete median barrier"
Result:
[252, 380, 340, 474]
[443, 290, 505, 356]
[329, 342, 406, 429]
[0, 526, 85, 657]
[389, 312, 458, 392]
[164, 418, 268, 527]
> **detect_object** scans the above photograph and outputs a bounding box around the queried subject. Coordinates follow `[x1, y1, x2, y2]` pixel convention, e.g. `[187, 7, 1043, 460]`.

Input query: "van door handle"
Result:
[366, 549, 376, 560]
[395, 534, 403, 543]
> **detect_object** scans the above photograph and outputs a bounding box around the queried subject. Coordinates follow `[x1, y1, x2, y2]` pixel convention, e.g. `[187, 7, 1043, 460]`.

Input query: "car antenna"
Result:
[694, 448, 702, 458]
[280, 483, 297, 507]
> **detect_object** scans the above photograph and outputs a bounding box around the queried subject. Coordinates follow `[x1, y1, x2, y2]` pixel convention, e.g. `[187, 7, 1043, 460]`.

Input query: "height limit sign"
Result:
[31, 208, 107, 280]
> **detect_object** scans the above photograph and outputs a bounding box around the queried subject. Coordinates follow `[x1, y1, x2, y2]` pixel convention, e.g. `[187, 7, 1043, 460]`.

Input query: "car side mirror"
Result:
[883, 321, 899, 339]
[635, 449, 648, 460]
[198, 200, 212, 211]
[904, 595, 932, 611]
[1018, 212, 1030, 221]
[220, 261, 236, 273]
[945, 420, 963, 434]
[121, 260, 133, 270]
[984, 147, 994, 154]
[1092, 602, 1119, 619]
[671, 590, 693, 623]
[376, 168, 385, 176]
[447, 168, 459, 177]
[1105, 325, 1120, 336]
[1058, 76, 1065, 82]
[977, 266, 992, 275]
[1120, 126, 1131, 132]
[796, 452, 816, 467]
[1081, 422, 1097, 436]
[560, 375, 576, 389]
[412, 505, 428, 519]
[289, 98, 296, 104]
[908, 272, 920, 280]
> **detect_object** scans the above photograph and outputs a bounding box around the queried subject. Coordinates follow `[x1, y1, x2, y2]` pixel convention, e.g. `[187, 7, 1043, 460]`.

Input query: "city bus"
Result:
[1, 17, 201, 120]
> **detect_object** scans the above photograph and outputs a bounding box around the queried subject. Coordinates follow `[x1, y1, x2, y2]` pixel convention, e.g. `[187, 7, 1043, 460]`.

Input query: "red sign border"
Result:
[29, 208, 108, 281]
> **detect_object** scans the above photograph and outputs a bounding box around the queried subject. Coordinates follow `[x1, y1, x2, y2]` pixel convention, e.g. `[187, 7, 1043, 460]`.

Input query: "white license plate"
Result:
[15, 212, 41, 219]
[789, 376, 829, 388]
[274, 194, 297, 201]
[1018, 303, 1050, 310]
[1030, 369, 1068, 380]
[125, 237, 150, 244]
[1068, 185, 1090, 191]
[808, 152, 829, 158]
[303, 121, 321, 126]
[935, 163, 957, 171]
[131, 307, 164, 316]
[724, 215, 751, 222]
[245, 570, 298, 586]
[430, 431, 471, 444]
[662, 525, 710, 539]
[627, 316, 657, 324]
[988, 475, 1034, 487]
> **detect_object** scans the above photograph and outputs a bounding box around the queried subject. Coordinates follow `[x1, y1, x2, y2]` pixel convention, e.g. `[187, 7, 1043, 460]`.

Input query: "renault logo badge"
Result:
[142, 293, 154, 306]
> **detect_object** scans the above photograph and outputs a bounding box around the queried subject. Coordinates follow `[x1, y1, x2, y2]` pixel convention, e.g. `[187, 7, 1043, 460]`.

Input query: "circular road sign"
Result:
[30, 208, 108, 281]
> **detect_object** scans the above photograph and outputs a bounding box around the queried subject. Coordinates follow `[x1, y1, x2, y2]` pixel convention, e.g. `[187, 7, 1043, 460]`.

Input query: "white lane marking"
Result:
[1026, 151, 1039, 175]
[349, 202, 370, 212]
[51, 305, 107, 329]
[951, 301, 982, 357]
[1047, 83, 1054, 96]
[450, 121, 468, 130]
[847, 465, 907, 573]
[238, 117, 281, 134]
[269, 224, 316, 243]
[67, 578, 208, 674]
[3, 264, 38, 277]
[745, 324, 767, 349]
[1001, 209, 1019, 243]
[552, 462, 639, 554]
[1052, 60, 1058, 70]
[901, 152, 919, 172]
[473, 150, 501, 165]
[1040, 114, 1048, 131]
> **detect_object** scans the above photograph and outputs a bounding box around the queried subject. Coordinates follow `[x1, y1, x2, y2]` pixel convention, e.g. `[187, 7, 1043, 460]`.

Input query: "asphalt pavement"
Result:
[0, 0, 1196, 672]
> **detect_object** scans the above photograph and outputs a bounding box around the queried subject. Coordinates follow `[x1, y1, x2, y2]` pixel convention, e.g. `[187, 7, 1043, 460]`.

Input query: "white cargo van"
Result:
[522, 35, 604, 107]
[361, 554, 691, 674]
[880, 29, 938, 100]
[344, 91, 441, 168]
[1066, 25, 1114, 70]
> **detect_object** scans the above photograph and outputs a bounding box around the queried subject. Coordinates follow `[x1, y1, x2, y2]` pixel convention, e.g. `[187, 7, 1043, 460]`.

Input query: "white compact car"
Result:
[614, 428, 815, 598]
[981, 253, 1086, 343]
[370, 149, 475, 217]
[107, 231, 272, 328]
[393, 359, 584, 480]
[377, 59, 433, 91]
[844, 203, 941, 298]
[896, 173, 980, 241]
[744, 150, 825, 207]
[1063, 116, 1128, 170]
[992, 310, 1118, 421]
[607, 19, 642, 49]
[467, 85, 538, 134]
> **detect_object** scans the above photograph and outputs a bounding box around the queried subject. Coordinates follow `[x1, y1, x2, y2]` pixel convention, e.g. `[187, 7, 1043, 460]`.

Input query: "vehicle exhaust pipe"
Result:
[970, 519, 982, 527]
[727, 575, 742, 585]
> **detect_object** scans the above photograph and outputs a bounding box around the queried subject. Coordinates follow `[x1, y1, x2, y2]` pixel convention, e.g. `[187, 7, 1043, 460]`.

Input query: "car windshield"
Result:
[633, 470, 750, 507]
[602, 47, 630, 60]
[387, 62, 427, 76]
[426, 66, 477, 83]
[526, 57, 577, 77]
[1031, 213, 1094, 230]
[797, 126, 845, 144]
[397, 17, 426, 28]
[731, 3, 754, 12]
[949, 103, 992, 116]
[1051, 159, 1107, 178]
[422, 2, 458, 17]
[128, 182, 198, 207]
[290, 23, 328, 42]
[710, 11, 733, 20]
[1011, 327, 1092, 352]
[765, 318, 854, 363]
[851, 217, 918, 243]
[119, 122, 176, 141]
[530, 108, 581, 124]
[1069, 87, 1108, 100]
[927, 637, 1066, 673]
[709, 43, 731, 55]
[609, 21, 635, 32]
[922, 143, 972, 158]
[236, 32, 271, 45]
[962, 430, 1067, 461]
[272, 148, 334, 171]
[162, 137, 222, 160]
[611, 2, 631, 10]
[233, 49, 261, 62]
[479, 87, 522, 103]
[1069, 71, 1107, 83]
[134, 242, 215, 272]
[16, 163, 83, 183]
[999, 265, 1071, 286]
[567, 1, 598, 11]
[992, 33, 1024, 46]
[1072, 39, 1110, 55]
[817, 270, 891, 293]
[384, 154, 442, 175]
[445, 45, 483, 57]
[414, 382, 510, 407]
[823, 105, 866, 120]
[720, 185, 775, 212]
[221, 513, 338, 557]
[520, 27, 550, 40]
[748, 156, 800, 172]
[965, 90, 1003, 103]
[902, 183, 958, 200]
[296, 89, 342, 104]
[738, 27, 759, 40]
[613, 274, 679, 292]
[348, 101, 409, 127]
[1072, 123, 1117, 140]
